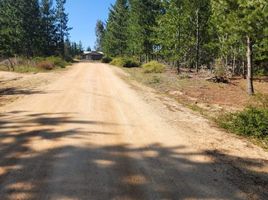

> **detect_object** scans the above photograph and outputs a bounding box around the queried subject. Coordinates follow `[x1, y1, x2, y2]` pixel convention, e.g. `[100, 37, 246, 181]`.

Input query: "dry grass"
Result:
[120, 66, 268, 148]
[122, 66, 268, 115]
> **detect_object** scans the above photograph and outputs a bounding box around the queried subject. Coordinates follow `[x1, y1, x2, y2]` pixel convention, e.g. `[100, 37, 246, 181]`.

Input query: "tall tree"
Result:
[128, 0, 162, 61]
[56, 0, 70, 57]
[211, 0, 268, 95]
[95, 20, 105, 51]
[40, 0, 57, 56]
[0, 0, 78, 61]
[103, 0, 129, 56]
[0, 0, 22, 58]
[19, 0, 42, 57]
[156, 0, 189, 72]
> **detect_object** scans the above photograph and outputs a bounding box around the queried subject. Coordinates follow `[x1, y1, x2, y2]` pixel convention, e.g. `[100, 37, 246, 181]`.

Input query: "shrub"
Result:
[123, 58, 140, 68]
[102, 56, 113, 63]
[142, 61, 165, 73]
[110, 57, 125, 67]
[218, 107, 268, 139]
[37, 61, 55, 70]
[110, 57, 140, 68]
[46, 56, 67, 68]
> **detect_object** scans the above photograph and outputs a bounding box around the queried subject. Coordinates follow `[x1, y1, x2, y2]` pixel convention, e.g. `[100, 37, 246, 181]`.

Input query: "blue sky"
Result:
[66, 0, 116, 50]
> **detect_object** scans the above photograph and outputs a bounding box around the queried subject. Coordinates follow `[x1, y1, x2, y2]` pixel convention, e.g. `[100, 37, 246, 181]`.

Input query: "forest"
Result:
[97, 0, 268, 95]
[0, 0, 83, 70]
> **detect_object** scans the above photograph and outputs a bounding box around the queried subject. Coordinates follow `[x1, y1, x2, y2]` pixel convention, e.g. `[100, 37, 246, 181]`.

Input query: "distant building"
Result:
[82, 51, 104, 60]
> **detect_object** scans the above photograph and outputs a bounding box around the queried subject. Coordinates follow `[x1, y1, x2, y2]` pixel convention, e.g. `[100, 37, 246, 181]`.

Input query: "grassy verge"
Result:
[119, 66, 213, 115]
[0, 56, 70, 73]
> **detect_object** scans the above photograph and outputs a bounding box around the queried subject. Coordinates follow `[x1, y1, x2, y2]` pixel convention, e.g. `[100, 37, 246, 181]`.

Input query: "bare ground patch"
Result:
[117, 66, 268, 116]
[0, 69, 69, 107]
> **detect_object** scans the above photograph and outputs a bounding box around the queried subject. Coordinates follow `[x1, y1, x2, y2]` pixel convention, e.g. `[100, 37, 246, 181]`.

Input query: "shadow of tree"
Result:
[0, 87, 45, 96]
[0, 111, 267, 200]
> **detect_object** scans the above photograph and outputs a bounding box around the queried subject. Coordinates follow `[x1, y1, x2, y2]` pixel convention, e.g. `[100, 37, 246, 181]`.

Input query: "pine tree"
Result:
[20, 0, 42, 57]
[156, 0, 189, 72]
[56, 0, 71, 57]
[127, 0, 143, 57]
[128, 0, 162, 61]
[0, 0, 23, 58]
[211, 0, 268, 95]
[40, 0, 57, 56]
[103, 0, 129, 56]
[95, 20, 105, 51]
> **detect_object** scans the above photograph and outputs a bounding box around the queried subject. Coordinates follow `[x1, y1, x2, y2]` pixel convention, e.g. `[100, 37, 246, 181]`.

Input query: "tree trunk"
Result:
[246, 36, 254, 95]
[176, 60, 180, 74]
[195, 9, 200, 73]
[232, 53, 236, 75]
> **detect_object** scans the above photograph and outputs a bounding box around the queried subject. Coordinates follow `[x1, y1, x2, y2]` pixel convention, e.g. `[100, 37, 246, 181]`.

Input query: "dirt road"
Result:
[0, 62, 267, 200]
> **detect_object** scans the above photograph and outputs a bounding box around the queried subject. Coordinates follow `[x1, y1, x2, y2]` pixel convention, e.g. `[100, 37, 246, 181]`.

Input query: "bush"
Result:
[123, 58, 140, 68]
[142, 61, 165, 73]
[46, 56, 67, 68]
[110, 57, 140, 68]
[37, 61, 55, 70]
[110, 57, 126, 67]
[218, 107, 268, 139]
[102, 56, 113, 63]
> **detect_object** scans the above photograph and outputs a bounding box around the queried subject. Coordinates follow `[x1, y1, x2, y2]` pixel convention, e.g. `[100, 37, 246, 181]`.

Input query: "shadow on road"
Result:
[0, 87, 45, 96]
[0, 111, 267, 199]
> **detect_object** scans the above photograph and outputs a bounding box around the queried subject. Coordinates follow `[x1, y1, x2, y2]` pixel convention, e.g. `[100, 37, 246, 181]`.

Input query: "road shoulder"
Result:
[111, 64, 268, 199]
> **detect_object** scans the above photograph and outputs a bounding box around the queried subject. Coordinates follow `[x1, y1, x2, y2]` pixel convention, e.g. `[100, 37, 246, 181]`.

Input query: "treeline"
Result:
[0, 0, 83, 60]
[97, 0, 268, 95]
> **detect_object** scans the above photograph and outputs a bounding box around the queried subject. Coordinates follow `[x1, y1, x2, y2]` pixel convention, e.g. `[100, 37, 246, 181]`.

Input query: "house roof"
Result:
[83, 51, 104, 56]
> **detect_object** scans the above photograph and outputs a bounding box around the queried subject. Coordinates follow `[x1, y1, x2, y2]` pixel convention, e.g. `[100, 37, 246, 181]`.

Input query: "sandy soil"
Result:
[0, 70, 63, 107]
[0, 62, 267, 200]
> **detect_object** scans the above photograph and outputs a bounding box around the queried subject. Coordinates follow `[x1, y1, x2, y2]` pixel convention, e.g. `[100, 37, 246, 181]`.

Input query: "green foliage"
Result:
[46, 56, 67, 68]
[111, 57, 140, 68]
[56, 0, 70, 57]
[142, 61, 165, 73]
[95, 20, 105, 51]
[156, 0, 212, 69]
[99, 0, 267, 80]
[254, 68, 268, 76]
[102, 0, 129, 56]
[110, 57, 126, 67]
[218, 107, 268, 139]
[0, 0, 22, 57]
[123, 57, 140, 68]
[127, 0, 162, 60]
[102, 56, 113, 63]
[0, 0, 79, 61]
